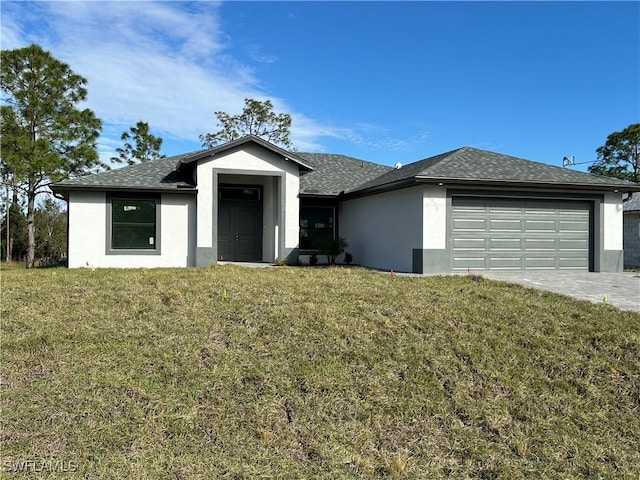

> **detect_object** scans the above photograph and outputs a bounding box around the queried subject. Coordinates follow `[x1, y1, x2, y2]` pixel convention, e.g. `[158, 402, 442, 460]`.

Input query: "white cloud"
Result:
[21, 2, 251, 135]
[247, 44, 278, 64]
[315, 122, 431, 154]
[1, 1, 346, 156]
[0, 14, 25, 49]
[0, 1, 423, 160]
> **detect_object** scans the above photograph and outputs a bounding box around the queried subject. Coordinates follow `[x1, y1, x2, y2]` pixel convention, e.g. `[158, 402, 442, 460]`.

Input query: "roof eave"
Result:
[415, 176, 640, 192]
[344, 175, 640, 199]
[299, 192, 341, 199]
[343, 178, 419, 199]
[50, 184, 197, 197]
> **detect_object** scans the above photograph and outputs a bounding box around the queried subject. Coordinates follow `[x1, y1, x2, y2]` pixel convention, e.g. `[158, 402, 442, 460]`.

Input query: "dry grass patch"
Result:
[1, 265, 639, 478]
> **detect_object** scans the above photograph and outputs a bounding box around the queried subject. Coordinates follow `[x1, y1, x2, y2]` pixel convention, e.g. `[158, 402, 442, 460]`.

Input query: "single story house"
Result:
[623, 193, 640, 269]
[51, 135, 640, 273]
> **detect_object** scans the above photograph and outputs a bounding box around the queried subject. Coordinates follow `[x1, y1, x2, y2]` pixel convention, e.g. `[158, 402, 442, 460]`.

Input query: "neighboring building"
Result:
[623, 193, 640, 269]
[51, 135, 640, 273]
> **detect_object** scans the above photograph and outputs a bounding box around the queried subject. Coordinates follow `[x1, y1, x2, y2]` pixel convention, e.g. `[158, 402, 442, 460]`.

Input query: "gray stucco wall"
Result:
[340, 186, 423, 273]
[624, 213, 640, 268]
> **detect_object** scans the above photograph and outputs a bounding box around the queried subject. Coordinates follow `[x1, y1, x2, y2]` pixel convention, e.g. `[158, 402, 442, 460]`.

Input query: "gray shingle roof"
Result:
[297, 153, 392, 196]
[624, 192, 640, 212]
[51, 136, 314, 195]
[52, 142, 639, 198]
[351, 146, 639, 192]
[52, 154, 195, 192]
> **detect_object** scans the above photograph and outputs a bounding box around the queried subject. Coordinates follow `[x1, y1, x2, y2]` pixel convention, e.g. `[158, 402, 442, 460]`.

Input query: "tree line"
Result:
[1, 43, 637, 267]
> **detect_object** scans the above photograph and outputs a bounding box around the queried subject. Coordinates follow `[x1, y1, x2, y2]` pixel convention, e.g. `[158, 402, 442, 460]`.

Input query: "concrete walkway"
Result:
[481, 271, 640, 313]
[217, 261, 273, 268]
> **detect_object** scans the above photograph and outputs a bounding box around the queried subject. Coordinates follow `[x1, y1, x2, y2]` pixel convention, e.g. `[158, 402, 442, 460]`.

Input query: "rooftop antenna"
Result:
[562, 155, 575, 168]
[562, 155, 596, 168]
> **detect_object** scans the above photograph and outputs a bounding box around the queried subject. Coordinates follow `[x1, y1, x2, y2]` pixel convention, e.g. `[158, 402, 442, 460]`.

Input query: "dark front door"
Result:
[217, 187, 262, 262]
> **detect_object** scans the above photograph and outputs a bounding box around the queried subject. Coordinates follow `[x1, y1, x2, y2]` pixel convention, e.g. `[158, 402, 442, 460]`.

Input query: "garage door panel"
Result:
[452, 257, 487, 270]
[525, 238, 556, 251]
[489, 238, 521, 250]
[559, 220, 588, 232]
[490, 219, 522, 231]
[451, 197, 591, 271]
[525, 219, 556, 232]
[453, 238, 486, 249]
[559, 257, 589, 269]
[453, 218, 486, 231]
[489, 257, 522, 269]
[558, 211, 588, 219]
[558, 238, 588, 251]
[525, 209, 557, 216]
[524, 257, 557, 269]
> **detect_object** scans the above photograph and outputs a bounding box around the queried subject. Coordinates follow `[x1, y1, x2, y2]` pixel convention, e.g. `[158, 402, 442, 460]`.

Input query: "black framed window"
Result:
[219, 186, 261, 201]
[110, 197, 158, 250]
[300, 206, 334, 250]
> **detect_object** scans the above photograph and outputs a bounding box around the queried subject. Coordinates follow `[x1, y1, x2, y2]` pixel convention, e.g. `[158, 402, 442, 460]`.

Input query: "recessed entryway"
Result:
[217, 186, 262, 262]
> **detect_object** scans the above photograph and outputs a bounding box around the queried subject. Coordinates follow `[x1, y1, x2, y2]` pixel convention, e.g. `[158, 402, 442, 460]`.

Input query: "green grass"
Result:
[1, 266, 639, 479]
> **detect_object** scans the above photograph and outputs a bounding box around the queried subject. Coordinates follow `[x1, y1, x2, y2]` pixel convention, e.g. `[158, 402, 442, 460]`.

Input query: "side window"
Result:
[300, 206, 334, 250]
[107, 196, 160, 254]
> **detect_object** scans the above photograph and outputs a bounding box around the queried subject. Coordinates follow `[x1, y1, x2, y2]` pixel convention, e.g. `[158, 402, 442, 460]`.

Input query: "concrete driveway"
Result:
[481, 271, 640, 313]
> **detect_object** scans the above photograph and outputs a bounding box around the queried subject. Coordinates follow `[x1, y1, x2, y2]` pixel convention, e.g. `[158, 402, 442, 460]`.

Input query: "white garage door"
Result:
[451, 197, 591, 271]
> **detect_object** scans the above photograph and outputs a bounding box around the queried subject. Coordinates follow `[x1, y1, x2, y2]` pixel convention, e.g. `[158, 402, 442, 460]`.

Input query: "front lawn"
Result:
[1, 266, 638, 478]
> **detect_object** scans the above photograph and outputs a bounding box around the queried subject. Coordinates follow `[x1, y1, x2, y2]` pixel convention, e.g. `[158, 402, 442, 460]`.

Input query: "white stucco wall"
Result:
[423, 186, 447, 249]
[195, 144, 300, 260]
[262, 177, 276, 260]
[603, 192, 623, 251]
[284, 173, 300, 253]
[340, 186, 423, 272]
[67, 191, 105, 267]
[67, 191, 196, 268]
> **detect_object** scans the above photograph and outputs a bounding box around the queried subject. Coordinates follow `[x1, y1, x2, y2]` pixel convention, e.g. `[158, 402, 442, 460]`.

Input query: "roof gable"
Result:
[177, 135, 314, 171]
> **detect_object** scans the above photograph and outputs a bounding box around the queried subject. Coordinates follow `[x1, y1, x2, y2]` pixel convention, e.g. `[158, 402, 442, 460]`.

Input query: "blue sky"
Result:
[1, 1, 638, 171]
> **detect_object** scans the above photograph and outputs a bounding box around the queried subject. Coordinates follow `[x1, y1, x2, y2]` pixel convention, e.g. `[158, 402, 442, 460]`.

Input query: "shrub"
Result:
[344, 252, 353, 265]
[317, 236, 349, 265]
